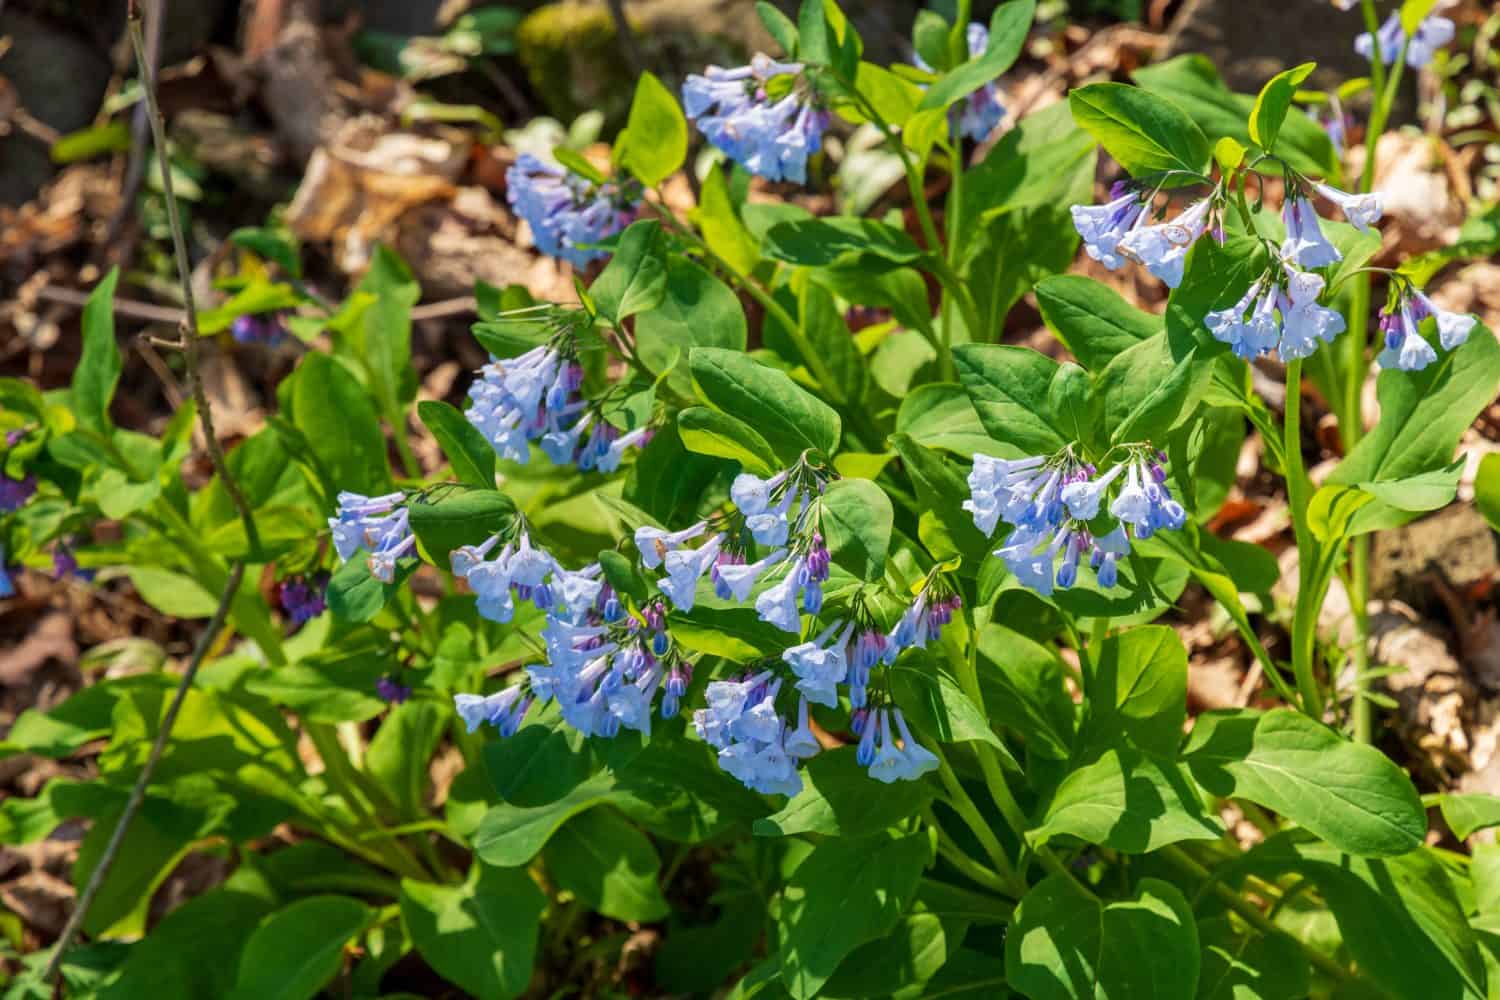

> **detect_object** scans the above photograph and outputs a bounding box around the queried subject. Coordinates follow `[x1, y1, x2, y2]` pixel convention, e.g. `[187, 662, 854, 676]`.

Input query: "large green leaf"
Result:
[1035, 275, 1161, 373]
[635, 257, 747, 397]
[762, 218, 923, 267]
[228, 896, 372, 1000]
[917, 0, 1035, 114]
[1195, 915, 1310, 1000]
[401, 862, 545, 1000]
[778, 831, 932, 999]
[690, 347, 841, 461]
[1068, 82, 1210, 180]
[1032, 747, 1223, 852]
[543, 806, 669, 922]
[618, 71, 687, 186]
[483, 717, 593, 808]
[1084, 625, 1188, 759]
[417, 400, 495, 489]
[888, 433, 991, 564]
[472, 774, 620, 866]
[73, 268, 122, 434]
[1248, 62, 1316, 153]
[1133, 55, 1338, 178]
[818, 478, 892, 581]
[408, 487, 517, 568]
[589, 220, 667, 323]
[678, 406, 778, 474]
[1007, 876, 1199, 1000]
[953, 344, 1071, 455]
[1092, 335, 1204, 446]
[1440, 794, 1500, 840]
[286, 352, 391, 500]
[975, 623, 1076, 759]
[1183, 708, 1425, 857]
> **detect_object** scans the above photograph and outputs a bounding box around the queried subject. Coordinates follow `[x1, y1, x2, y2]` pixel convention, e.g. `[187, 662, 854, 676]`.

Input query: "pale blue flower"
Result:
[635, 521, 709, 570]
[716, 548, 787, 602]
[1311, 181, 1383, 233]
[1281, 197, 1341, 269]
[506, 153, 637, 268]
[1357, 11, 1454, 68]
[1072, 190, 1146, 270]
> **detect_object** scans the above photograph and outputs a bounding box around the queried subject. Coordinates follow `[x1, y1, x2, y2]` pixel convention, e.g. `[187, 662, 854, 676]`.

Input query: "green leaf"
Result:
[1035, 275, 1161, 372]
[758, 1, 799, 55]
[678, 407, 778, 474]
[673, 601, 794, 661]
[895, 383, 994, 458]
[326, 557, 398, 623]
[1133, 55, 1337, 178]
[848, 61, 923, 128]
[1400, 0, 1440, 34]
[618, 72, 687, 186]
[1195, 915, 1309, 1000]
[366, 701, 444, 820]
[1165, 236, 1269, 355]
[624, 421, 728, 524]
[975, 623, 1076, 759]
[1032, 747, 1223, 853]
[408, 487, 517, 568]
[230, 226, 302, 279]
[636, 257, 748, 397]
[73, 268, 122, 434]
[689, 347, 841, 461]
[762, 218, 924, 267]
[401, 862, 544, 1000]
[1183, 708, 1425, 856]
[953, 344, 1070, 454]
[1084, 625, 1187, 758]
[818, 478, 893, 581]
[762, 274, 866, 405]
[888, 433, 991, 563]
[472, 775, 620, 866]
[543, 807, 669, 921]
[797, 0, 833, 65]
[1212, 136, 1247, 172]
[286, 352, 391, 499]
[589, 220, 668, 323]
[417, 400, 495, 489]
[1008, 876, 1199, 1000]
[228, 896, 372, 1000]
[484, 719, 593, 808]
[690, 167, 760, 275]
[917, 0, 1035, 114]
[1440, 794, 1500, 839]
[245, 646, 389, 724]
[1329, 327, 1500, 488]
[778, 831, 932, 1000]
[1248, 62, 1316, 152]
[822, 911, 968, 1000]
[1471, 453, 1500, 533]
[1094, 336, 1203, 446]
[890, 661, 1015, 761]
[1068, 82, 1210, 180]
[754, 747, 934, 837]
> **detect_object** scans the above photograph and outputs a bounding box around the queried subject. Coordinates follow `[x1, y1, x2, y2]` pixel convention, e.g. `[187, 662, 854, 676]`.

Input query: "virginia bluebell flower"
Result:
[455, 686, 533, 735]
[329, 491, 415, 581]
[1118, 197, 1216, 288]
[1208, 265, 1344, 363]
[782, 619, 853, 707]
[683, 54, 830, 184]
[1376, 289, 1477, 372]
[230, 312, 289, 347]
[1356, 11, 1455, 68]
[1310, 181, 1383, 233]
[376, 675, 413, 705]
[1281, 196, 1342, 269]
[1071, 186, 1148, 271]
[694, 670, 809, 795]
[506, 153, 639, 268]
[866, 709, 940, 783]
[275, 573, 328, 625]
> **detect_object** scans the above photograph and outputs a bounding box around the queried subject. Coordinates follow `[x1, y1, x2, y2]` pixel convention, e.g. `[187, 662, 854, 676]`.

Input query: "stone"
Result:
[1371, 503, 1499, 603]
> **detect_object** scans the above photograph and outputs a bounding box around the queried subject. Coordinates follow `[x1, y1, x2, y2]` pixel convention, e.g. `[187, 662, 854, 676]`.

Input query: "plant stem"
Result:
[935, 754, 1022, 891]
[42, 562, 245, 983]
[1160, 846, 1359, 987]
[1346, 33, 1405, 742]
[1283, 360, 1324, 716]
[127, 4, 260, 559]
[925, 807, 1016, 897]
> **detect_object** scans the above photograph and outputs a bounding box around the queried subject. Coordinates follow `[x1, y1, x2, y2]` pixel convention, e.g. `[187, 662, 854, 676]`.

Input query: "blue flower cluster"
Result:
[1072, 187, 1218, 288]
[506, 153, 640, 269]
[467, 344, 649, 471]
[1356, 10, 1455, 69]
[1377, 290, 1477, 372]
[855, 707, 940, 784]
[694, 670, 813, 795]
[329, 491, 415, 583]
[230, 312, 288, 347]
[966, 448, 1185, 597]
[914, 22, 1007, 142]
[1207, 267, 1346, 363]
[0, 470, 35, 513]
[683, 54, 830, 183]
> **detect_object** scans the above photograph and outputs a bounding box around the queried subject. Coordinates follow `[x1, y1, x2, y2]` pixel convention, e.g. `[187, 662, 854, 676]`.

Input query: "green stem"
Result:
[939, 144, 962, 382]
[1346, 34, 1405, 742]
[935, 753, 1021, 889]
[1160, 845, 1359, 988]
[307, 724, 431, 881]
[954, 607, 1030, 837]
[925, 807, 1017, 897]
[1284, 360, 1324, 716]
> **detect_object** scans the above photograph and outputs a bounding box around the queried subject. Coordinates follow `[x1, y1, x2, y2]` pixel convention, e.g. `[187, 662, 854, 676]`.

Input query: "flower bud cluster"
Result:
[683, 54, 831, 184]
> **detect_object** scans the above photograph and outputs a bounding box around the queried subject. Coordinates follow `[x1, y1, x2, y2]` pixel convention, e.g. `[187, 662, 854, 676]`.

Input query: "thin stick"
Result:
[36, 285, 477, 326]
[104, 0, 163, 246]
[130, 4, 265, 555]
[42, 561, 245, 983]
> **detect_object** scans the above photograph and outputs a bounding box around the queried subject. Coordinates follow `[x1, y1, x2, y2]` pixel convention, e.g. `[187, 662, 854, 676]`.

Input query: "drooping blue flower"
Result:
[1276, 268, 1346, 361]
[506, 153, 638, 268]
[782, 619, 852, 707]
[683, 54, 830, 184]
[1118, 197, 1215, 288]
[693, 670, 807, 795]
[454, 686, 532, 734]
[1071, 189, 1147, 271]
[714, 548, 787, 602]
[1377, 301, 1440, 372]
[1413, 290, 1478, 351]
[1356, 11, 1454, 68]
[1281, 197, 1342, 269]
[963, 454, 1046, 536]
[1310, 181, 1383, 233]
[658, 533, 724, 611]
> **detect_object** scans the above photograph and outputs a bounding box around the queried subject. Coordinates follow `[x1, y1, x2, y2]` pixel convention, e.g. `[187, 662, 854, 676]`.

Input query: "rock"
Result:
[0, 12, 112, 205]
[1162, 0, 1372, 94]
[1372, 602, 1471, 775]
[1371, 503, 1498, 604]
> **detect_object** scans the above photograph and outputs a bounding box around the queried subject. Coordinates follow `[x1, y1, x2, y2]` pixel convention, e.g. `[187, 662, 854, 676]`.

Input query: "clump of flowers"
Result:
[329, 491, 415, 583]
[966, 446, 1185, 596]
[1071, 184, 1222, 288]
[1207, 265, 1346, 363]
[376, 675, 413, 705]
[1356, 10, 1455, 69]
[275, 573, 328, 625]
[466, 327, 651, 471]
[683, 54, 831, 183]
[1376, 285, 1477, 373]
[230, 312, 289, 347]
[506, 153, 641, 269]
[694, 670, 811, 796]
[0, 470, 36, 513]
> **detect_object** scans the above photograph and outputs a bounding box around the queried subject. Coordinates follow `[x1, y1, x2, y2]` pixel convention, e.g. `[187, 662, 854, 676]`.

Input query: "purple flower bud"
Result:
[376, 676, 412, 704]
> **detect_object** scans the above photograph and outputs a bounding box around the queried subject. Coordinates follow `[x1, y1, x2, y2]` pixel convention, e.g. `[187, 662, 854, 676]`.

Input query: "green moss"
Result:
[516, 4, 634, 124]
